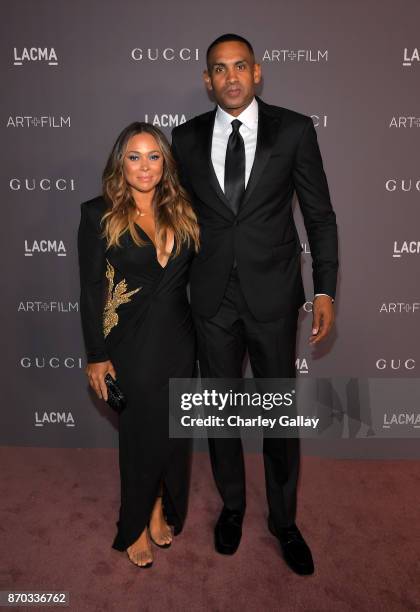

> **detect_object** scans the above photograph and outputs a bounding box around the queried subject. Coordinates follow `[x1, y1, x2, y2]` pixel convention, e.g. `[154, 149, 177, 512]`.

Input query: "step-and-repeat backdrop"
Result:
[2, 0, 419, 457]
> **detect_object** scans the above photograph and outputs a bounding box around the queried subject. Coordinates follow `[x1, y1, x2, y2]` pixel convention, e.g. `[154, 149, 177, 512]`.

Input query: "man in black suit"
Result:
[171, 33, 338, 575]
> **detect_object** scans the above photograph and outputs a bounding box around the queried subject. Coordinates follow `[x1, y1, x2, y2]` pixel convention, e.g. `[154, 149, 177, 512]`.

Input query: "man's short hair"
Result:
[206, 34, 255, 68]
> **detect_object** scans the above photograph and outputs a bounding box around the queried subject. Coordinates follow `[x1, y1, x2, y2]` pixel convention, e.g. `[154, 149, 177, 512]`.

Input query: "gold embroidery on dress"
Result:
[103, 259, 141, 338]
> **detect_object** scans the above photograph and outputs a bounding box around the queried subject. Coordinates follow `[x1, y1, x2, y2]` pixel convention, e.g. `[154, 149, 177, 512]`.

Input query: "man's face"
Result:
[204, 41, 261, 115]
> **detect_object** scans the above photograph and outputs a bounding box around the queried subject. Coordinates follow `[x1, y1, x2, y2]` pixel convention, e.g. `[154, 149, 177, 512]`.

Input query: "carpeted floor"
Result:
[0, 447, 419, 612]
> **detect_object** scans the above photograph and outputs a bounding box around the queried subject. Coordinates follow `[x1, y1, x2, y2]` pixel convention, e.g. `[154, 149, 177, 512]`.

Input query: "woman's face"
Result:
[122, 132, 164, 195]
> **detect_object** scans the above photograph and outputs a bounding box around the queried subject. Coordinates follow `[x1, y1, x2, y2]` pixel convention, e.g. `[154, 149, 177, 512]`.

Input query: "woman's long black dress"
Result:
[78, 195, 195, 551]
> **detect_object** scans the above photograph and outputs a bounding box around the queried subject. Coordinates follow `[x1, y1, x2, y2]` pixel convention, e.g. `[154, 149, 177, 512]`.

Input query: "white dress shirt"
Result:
[211, 96, 259, 190]
[210, 97, 333, 304]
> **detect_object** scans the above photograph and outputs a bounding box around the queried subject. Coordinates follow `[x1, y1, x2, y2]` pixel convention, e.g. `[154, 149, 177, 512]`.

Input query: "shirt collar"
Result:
[215, 96, 258, 133]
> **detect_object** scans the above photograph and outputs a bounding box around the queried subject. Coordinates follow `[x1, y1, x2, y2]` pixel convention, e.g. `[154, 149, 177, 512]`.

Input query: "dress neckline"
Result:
[133, 222, 174, 270]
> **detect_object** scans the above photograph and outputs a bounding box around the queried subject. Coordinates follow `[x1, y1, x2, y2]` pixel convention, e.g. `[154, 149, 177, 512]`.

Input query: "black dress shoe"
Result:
[215, 507, 244, 555]
[268, 517, 314, 575]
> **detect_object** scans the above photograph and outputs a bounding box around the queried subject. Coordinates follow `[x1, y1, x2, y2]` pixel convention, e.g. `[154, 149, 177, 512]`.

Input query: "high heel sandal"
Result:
[148, 515, 173, 549]
[126, 531, 154, 568]
[149, 494, 173, 549]
[148, 526, 172, 549]
[126, 547, 154, 569]
[127, 551, 153, 569]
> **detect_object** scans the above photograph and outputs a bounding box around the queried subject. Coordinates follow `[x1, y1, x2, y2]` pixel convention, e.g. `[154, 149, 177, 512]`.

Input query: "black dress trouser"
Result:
[194, 267, 300, 529]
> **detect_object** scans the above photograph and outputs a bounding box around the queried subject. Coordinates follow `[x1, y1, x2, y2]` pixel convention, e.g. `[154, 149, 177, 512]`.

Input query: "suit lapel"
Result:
[239, 98, 281, 214]
[193, 98, 281, 219]
[195, 110, 234, 221]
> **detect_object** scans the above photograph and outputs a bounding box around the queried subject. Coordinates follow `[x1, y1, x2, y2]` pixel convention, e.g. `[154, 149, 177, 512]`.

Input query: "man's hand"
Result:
[309, 295, 335, 345]
[85, 360, 116, 401]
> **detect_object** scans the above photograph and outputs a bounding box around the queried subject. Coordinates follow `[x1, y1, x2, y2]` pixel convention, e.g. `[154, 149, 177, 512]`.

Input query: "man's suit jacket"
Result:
[171, 96, 338, 322]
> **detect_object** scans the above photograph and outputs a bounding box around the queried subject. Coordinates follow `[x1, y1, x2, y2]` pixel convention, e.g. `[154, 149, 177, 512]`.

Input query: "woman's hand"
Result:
[85, 360, 116, 401]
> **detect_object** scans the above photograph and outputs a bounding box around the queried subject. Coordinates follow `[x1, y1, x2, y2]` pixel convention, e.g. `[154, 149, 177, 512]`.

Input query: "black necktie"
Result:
[224, 119, 245, 215]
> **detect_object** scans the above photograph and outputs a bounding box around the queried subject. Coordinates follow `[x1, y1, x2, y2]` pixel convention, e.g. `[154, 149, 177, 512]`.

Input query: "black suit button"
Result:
[234, 220, 239, 227]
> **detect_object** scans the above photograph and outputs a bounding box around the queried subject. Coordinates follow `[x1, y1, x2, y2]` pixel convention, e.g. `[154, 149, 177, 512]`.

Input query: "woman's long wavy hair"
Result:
[101, 122, 199, 256]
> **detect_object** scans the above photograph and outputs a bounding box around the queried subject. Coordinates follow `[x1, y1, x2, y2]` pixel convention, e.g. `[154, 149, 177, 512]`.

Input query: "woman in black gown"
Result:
[77, 122, 199, 568]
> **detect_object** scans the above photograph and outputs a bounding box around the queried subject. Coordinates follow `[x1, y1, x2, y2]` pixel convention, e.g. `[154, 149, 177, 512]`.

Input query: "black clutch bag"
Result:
[104, 373, 126, 414]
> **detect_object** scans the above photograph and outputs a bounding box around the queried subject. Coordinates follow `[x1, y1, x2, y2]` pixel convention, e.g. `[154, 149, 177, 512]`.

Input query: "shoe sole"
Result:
[215, 543, 240, 555]
[149, 534, 172, 549]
